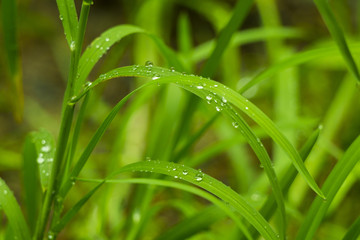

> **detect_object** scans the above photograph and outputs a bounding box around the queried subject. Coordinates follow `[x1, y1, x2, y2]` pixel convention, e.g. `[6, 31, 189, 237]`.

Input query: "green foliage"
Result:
[0, 0, 359, 239]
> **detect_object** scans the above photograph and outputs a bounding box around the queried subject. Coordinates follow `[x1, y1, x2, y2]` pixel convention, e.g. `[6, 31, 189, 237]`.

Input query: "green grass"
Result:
[0, 0, 359, 239]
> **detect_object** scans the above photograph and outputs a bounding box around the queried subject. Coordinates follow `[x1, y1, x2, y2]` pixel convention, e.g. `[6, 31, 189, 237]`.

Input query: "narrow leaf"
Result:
[201, 0, 253, 77]
[342, 216, 360, 240]
[29, 129, 56, 191]
[296, 135, 360, 240]
[314, 0, 360, 82]
[0, 178, 31, 240]
[1, 0, 23, 121]
[108, 161, 279, 239]
[56, 0, 78, 47]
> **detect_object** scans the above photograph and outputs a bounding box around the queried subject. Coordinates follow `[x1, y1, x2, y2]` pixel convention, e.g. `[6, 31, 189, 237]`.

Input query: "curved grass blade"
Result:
[239, 43, 360, 93]
[0, 178, 31, 240]
[50, 182, 104, 237]
[201, 0, 253, 77]
[28, 129, 56, 191]
[240, 128, 320, 240]
[56, 0, 78, 47]
[314, 0, 360, 83]
[81, 65, 324, 200]
[79, 177, 253, 239]
[76, 25, 184, 94]
[1, 0, 23, 121]
[342, 216, 360, 240]
[296, 135, 360, 240]
[108, 161, 279, 240]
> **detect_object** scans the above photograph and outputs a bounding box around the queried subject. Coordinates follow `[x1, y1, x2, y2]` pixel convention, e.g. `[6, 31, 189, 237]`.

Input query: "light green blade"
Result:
[107, 160, 278, 240]
[0, 178, 31, 240]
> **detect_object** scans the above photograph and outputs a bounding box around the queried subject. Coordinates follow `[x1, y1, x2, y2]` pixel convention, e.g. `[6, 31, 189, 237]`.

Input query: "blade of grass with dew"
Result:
[27, 129, 56, 191]
[108, 161, 278, 240]
[79, 177, 253, 239]
[56, 0, 78, 47]
[201, 0, 253, 78]
[0, 178, 31, 240]
[314, 0, 360, 83]
[296, 135, 360, 240]
[155, 206, 227, 240]
[22, 135, 41, 234]
[240, 128, 320, 240]
[342, 216, 360, 240]
[50, 182, 104, 237]
[80, 65, 287, 238]
[239, 43, 360, 93]
[76, 25, 185, 94]
[191, 27, 303, 63]
[84, 65, 325, 199]
[1, 0, 23, 121]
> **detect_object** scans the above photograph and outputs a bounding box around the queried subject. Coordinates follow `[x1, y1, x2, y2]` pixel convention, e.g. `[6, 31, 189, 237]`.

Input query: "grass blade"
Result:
[314, 0, 360, 83]
[82, 65, 324, 200]
[50, 182, 104, 237]
[296, 135, 360, 240]
[56, 0, 78, 47]
[240, 128, 320, 240]
[108, 161, 279, 240]
[76, 25, 145, 94]
[201, 0, 253, 77]
[239, 44, 360, 93]
[191, 27, 303, 63]
[1, 0, 23, 121]
[28, 129, 56, 191]
[22, 135, 41, 234]
[0, 178, 31, 240]
[342, 216, 360, 240]
[79, 177, 253, 239]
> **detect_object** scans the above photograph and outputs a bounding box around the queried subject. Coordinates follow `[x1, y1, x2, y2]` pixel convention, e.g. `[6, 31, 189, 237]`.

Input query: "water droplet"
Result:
[48, 158, 54, 162]
[172, 168, 177, 171]
[41, 145, 51, 152]
[152, 74, 160, 80]
[196, 85, 204, 89]
[105, 37, 110, 42]
[182, 170, 188, 175]
[41, 140, 46, 145]
[221, 97, 227, 103]
[206, 95, 212, 101]
[59, 15, 63, 21]
[232, 122, 239, 128]
[146, 157, 151, 162]
[215, 106, 222, 112]
[3, 190, 8, 195]
[195, 170, 204, 182]
[70, 41, 76, 51]
[170, 67, 175, 72]
[214, 84, 218, 87]
[84, 81, 92, 88]
[174, 175, 178, 179]
[145, 61, 153, 67]
[245, 106, 249, 110]
[37, 157, 45, 164]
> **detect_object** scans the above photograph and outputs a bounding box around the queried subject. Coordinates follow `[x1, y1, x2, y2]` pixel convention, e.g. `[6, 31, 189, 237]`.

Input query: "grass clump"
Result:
[0, 0, 359, 239]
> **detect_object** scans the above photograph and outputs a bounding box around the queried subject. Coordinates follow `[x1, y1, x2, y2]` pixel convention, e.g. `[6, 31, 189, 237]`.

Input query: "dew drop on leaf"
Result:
[196, 85, 204, 89]
[152, 74, 160, 80]
[145, 60, 153, 67]
[182, 170, 188, 175]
